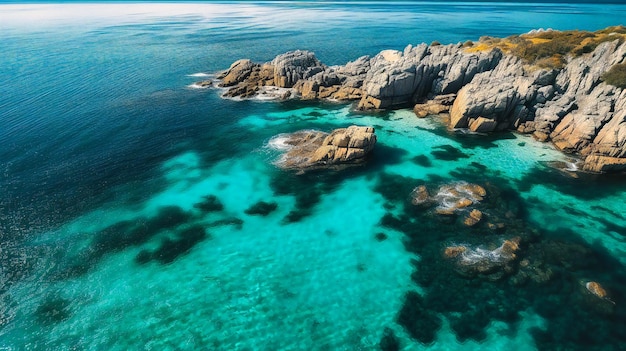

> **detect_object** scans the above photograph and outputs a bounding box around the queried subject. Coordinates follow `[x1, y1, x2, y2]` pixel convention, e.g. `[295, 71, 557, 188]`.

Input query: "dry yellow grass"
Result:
[462, 27, 626, 69]
[464, 43, 493, 53]
[528, 38, 552, 44]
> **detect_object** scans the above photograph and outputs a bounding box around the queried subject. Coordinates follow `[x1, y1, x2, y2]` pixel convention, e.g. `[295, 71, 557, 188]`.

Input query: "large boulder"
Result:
[580, 88, 626, 172]
[217, 59, 258, 87]
[271, 50, 325, 88]
[413, 94, 456, 118]
[357, 43, 502, 110]
[269, 126, 376, 171]
[449, 55, 536, 131]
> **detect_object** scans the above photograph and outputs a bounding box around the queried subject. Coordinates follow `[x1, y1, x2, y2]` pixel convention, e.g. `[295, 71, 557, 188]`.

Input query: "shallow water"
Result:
[2, 2, 626, 350]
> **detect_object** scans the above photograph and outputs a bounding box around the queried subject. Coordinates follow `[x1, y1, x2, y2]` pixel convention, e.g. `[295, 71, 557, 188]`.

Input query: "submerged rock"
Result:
[433, 182, 486, 215]
[410, 185, 431, 206]
[581, 281, 616, 314]
[268, 125, 377, 171]
[463, 209, 483, 226]
[193, 79, 213, 88]
[444, 246, 467, 258]
[245, 201, 278, 216]
[445, 237, 521, 280]
[586, 281, 608, 299]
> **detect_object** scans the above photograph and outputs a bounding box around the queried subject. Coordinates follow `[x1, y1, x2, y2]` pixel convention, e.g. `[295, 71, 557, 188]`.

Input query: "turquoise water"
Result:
[2, 2, 626, 350]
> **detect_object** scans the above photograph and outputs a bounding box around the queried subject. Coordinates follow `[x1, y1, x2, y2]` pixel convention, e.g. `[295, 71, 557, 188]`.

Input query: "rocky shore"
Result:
[210, 26, 626, 174]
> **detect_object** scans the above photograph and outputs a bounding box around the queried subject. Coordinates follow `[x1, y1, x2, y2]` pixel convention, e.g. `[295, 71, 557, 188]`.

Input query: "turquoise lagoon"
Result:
[1, 2, 626, 350]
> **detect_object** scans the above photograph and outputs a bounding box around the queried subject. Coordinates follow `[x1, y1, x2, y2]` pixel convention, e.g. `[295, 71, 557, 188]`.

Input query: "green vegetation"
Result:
[602, 63, 626, 89]
[465, 25, 626, 69]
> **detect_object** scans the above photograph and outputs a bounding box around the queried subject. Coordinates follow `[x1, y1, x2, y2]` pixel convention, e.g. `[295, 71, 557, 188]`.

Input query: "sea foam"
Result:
[186, 72, 211, 77]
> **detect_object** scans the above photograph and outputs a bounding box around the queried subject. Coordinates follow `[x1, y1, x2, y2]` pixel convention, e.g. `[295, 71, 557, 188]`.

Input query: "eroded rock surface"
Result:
[444, 237, 521, 281]
[216, 30, 626, 173]
[268, 125, 376, 171]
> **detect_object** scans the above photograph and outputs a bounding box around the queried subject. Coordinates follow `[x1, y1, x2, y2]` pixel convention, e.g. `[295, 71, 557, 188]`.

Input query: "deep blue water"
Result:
[2, 2, 626, 350]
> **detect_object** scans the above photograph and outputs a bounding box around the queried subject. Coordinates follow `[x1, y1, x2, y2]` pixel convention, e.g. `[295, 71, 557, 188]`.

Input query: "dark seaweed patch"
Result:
[597, 218, 626, 238]
[91, 206, 191, 254]
[136, 225, 209, 265]
[36, 296, 71, 324]
[245, 201, 278, 216]
[304, 111, 324, 117]
[518, 164, 626, 200]
[562, 205, 589, 218]
[430, 145, 470, 161]
[379, 170, 626, 349]
[411, 155, 432, 167]
[590, 205, 623, 220]
[379, 327, 400, 351]
[135, 249, 152, 264]
[397, 291, 442, 344]
[368, 144, 409, 170]
[374, 172, 421, 203]
[151, 226, 208, 264]
[54, 206, 193, 278]
[270, 167, 347, 223]
[283, 209, 312, 224]
[469, 161, 488, 171]
[194, 195, 224, 213]
[375, 232, 388, 241]
[207, 218, 244, 229]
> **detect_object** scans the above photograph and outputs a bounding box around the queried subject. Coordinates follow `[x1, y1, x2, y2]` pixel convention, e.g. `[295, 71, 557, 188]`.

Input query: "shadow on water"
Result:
[430, 144, 470, 161]
[245, 201, 279, 216]
[135, 225, 209, 265]
[52, 201, 228, 279]
[411, 154, 433, 167]
[372, 170, 626, 349]
[269, 142, 408, 224]
[416, 118, 516, 150]
[519, 163, 626, 200]
[35, 295, 71, 325]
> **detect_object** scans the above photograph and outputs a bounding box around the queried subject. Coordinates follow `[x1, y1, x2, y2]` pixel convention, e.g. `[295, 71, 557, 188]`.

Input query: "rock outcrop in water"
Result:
[268, 125, 376, 171]
[214, 26, 626, 173]
[444, 237, 521, 281]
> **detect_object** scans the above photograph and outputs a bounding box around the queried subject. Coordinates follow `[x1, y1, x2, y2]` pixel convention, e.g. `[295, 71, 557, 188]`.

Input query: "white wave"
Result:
[460, 247, 505, 265]
[564, 161, 579, 172]
[187, 72, 211, 77]
[267, 134, 293, 151]
[219, 86, 295, 102]
[187, 83, 210, 89]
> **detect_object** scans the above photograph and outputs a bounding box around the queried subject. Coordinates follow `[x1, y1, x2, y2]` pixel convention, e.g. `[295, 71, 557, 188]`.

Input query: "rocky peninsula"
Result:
[210, 26, 626, 174]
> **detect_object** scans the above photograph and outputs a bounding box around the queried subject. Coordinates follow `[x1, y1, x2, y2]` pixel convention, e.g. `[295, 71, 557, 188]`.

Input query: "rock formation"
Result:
[581, 281, 616, 314]
[444, 237, 521, 280]
[214, 26, 626, 173]
[268, 125, 376, 171]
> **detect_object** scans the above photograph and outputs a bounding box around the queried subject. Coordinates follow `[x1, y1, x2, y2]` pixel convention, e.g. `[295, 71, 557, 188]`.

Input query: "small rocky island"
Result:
[268, 125, 377, 172]
[209, 26, 626, 174]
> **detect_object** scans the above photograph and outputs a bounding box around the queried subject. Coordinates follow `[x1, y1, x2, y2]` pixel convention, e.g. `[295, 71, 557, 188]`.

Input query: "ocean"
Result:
[1, 2, 626, 350]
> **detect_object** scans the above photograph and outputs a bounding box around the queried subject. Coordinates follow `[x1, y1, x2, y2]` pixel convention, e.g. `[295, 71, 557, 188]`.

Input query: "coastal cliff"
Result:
[213, 26, 626, 174]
